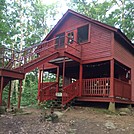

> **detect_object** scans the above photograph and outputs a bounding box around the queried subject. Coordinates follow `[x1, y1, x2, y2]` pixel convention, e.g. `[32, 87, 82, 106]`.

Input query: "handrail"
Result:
[39, 82, 58, 101]
[0, 35, 81, 70]
[62, 80, 79, 105]
[41, 82, 58, 91]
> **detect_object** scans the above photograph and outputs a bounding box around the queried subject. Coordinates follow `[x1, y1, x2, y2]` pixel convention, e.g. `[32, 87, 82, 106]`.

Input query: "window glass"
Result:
[55, 33, 65, 48]
[77, 25, 89, 43]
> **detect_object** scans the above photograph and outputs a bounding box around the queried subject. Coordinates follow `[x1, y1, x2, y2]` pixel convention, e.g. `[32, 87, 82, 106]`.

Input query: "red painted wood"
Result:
[114, 78, 131, 100]
[62, 80, 79, 105]
[82, 78, 110, 97]
[110, 59, 114, 101]
[114, 40, 134, 101]
[39, 82, 58, 102]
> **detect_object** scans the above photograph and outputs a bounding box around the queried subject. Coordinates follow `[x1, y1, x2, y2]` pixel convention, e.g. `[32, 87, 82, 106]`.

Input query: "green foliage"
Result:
[0, 0, 9, 46]
[1, 0, 59, 107]
[21, 73, 38, 106]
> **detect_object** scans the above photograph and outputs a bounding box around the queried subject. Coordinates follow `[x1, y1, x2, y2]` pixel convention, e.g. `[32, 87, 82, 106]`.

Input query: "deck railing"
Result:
[39, 82, 58, 102]
[0, 36, 80, 70]
[82, 78, 110, 97]
[62, 80, 79, 105]
[114, 78, 131, 100]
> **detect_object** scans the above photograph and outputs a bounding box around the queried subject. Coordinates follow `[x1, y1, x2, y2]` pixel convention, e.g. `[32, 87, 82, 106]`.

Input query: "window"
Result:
[67, 32, 74, 44]
[77, 25, 89, 44]
[55, 33, 65, 48]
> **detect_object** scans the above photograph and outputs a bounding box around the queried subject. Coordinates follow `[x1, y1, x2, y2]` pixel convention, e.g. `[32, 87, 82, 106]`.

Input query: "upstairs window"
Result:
[55, 33, 65, 48]
[77, 25, 89, 44]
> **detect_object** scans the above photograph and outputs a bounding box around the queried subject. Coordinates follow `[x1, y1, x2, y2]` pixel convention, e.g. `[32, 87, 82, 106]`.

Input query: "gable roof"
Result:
[43, 9, 134, 53]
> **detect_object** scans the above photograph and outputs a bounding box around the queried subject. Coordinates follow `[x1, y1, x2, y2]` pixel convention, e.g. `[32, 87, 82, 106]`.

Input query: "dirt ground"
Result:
[0, 105, 134, 134]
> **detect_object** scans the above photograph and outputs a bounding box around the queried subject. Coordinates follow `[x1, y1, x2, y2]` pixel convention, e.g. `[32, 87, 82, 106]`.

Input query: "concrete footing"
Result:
[127, 104, 132, 109]
[108, 102, 115, 112]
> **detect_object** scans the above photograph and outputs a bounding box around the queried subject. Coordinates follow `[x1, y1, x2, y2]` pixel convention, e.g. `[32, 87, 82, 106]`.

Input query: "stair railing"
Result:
[62, 80, 79, 105]
[39, 82, 58, 102]
[0, 37, 59, 70]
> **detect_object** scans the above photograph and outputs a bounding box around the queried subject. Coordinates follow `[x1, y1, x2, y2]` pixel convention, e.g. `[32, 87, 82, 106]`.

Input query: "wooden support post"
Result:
[110, 59, 114, 101]
[79, 64, 83, 96]
[62, 57, 66, 88]
[7, 80, 12, 109]
[18, 80, 22, 109]
[0, 77, 4, 105]
[56, 66, 59, 92]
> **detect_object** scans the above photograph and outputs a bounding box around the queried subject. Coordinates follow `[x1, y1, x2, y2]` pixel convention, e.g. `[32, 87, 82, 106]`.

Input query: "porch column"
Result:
[0, 77, 4, 105]
[62, 57, 66, 88]
[79, 64, 83, 96]
[7, 80, 12, 109]
[56, 66, 59, 92]
[18, 80, 22, 109]
[110, 59, 114, 101]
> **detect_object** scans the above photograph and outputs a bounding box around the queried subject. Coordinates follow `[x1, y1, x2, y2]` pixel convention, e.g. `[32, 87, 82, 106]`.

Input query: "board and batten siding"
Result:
[81, 23, 112, 62]
[114, 40, 134, 101]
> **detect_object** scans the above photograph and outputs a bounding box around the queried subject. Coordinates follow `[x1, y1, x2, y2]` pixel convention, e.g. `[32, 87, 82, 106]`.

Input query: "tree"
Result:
[0, 0, 9, 47]
[1, 0, 59, 106]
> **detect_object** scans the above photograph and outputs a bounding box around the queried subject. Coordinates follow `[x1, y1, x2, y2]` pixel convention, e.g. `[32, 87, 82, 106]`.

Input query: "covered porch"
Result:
[38, 59, 132, 105]
[81, 60, 131, 102]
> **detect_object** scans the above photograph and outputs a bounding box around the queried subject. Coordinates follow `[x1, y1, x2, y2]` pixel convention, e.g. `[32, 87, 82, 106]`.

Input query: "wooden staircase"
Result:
[0, 36, 81, 107]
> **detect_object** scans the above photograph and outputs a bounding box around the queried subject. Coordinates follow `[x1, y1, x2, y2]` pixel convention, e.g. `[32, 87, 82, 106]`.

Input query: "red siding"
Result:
[114, 40, 134, 101]
[54, 14, 88, 35]
[41, 15, 112, 70]
[82, 24, 112, 62]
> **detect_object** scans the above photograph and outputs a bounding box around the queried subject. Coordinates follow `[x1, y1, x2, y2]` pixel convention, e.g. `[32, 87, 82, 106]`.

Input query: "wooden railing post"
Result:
[110, 59, 114, 101]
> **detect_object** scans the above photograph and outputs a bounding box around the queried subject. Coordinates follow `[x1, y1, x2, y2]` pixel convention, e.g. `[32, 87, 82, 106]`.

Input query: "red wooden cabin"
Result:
[0, 10, 134, 109]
